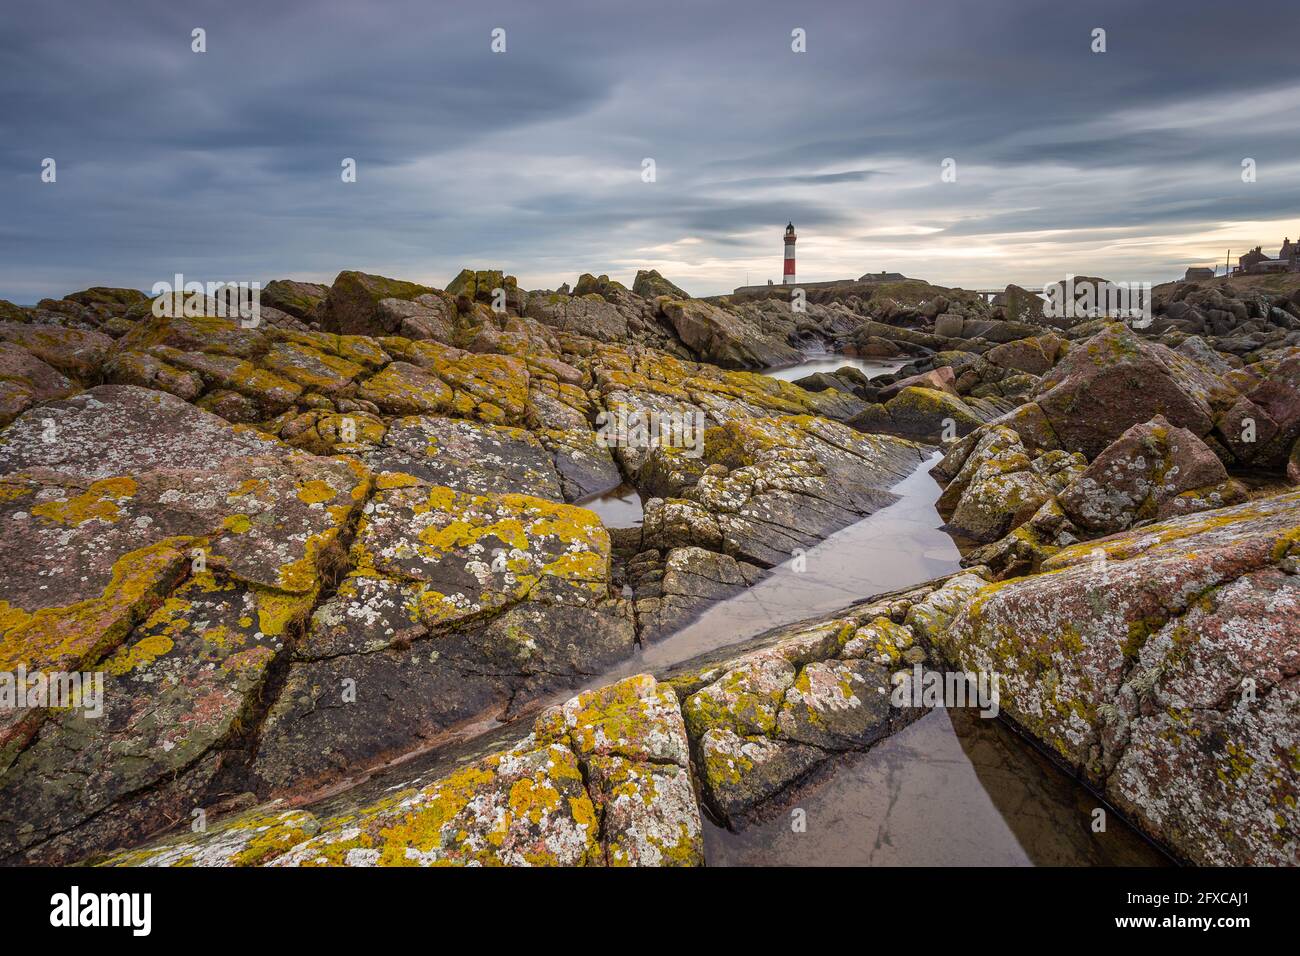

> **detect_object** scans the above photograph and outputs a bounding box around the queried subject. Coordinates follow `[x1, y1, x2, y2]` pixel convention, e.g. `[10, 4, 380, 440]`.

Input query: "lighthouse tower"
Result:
[783, 222, 797, 285]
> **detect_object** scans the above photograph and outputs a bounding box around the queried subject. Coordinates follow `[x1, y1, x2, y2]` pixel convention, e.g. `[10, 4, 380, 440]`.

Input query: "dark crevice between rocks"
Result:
[203, 468, 376, 805]
[568, 748, 611, 867]
[628, 601, 647, 649]
[987, 710, 1183, 866]
[582, 387, 653, 648]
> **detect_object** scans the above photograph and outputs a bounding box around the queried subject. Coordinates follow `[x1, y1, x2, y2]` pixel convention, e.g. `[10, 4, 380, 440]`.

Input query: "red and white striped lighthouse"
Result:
[782, 221, 797, 285]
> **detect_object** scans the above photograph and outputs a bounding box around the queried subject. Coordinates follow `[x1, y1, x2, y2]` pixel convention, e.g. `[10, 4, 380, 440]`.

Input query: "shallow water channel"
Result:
[763, 353, 906, 382]
[588, 353, 1169, 866]
[676, 455, 1166, 865]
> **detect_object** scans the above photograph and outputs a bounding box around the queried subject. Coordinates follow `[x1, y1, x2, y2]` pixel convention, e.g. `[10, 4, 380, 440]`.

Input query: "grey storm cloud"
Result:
[1, 0, 1299, 300]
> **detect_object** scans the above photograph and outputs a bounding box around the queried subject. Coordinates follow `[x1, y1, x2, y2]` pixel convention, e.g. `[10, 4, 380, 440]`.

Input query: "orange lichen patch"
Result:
[339, 455, 373, 493]
[0, 601, 30, 633]
[541, 550, 608, 586]
[229, 478, 269, 499]
[94, 804, 322, 868]
[105, 631, 176, 676]
[502, 494, 607, 546]
[260, 341, 365, 393]
[416, 515, 528, 552]
[334, 335, 391, 370]
[356, 362, 454, 415]
[276, 742, 600, 867]
[223, 514, 252, 534]
[373, 471, 422, 491]
[296, 480, 336, 505]
[0, 535, 198, 674]
[325, 455, 374, 515]
[0, 481, 33, 505]
[200, 623, 244, 651]
[30, 477, 138, 527]
[371, 764, 503, 866]
[254, 587, 317, 637]
[408, 484, 459, 514]
[275, 528, 339, 594]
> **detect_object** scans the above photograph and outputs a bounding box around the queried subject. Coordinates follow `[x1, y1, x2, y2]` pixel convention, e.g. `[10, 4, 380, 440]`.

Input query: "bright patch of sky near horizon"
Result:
[1, 0, 1298, 301]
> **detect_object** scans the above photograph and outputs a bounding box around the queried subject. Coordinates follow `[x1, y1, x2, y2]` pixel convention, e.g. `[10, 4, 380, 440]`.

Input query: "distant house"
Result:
[1184, 267, 1215, 281]
[1239, 247, 1270, 272]
[1235, 237, 1300, 275]
[857, 271, 907, 282]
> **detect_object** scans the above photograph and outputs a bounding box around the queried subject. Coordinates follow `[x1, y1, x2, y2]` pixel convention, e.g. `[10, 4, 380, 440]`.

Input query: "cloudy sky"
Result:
[3, 0, 1299, 302]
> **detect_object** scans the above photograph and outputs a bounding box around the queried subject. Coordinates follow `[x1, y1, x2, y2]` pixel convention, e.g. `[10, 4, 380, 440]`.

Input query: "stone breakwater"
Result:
[0, 267, 1296, 865]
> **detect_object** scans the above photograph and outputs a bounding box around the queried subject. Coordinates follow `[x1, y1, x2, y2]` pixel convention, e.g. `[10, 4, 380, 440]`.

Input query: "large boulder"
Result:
[632, 269, 690, 300]
[937, 425, 1082, 543]
[659, 298, 801, 369]
[663, 587, 949, 829]
[984, 334, 1064, 375]
[64, 287, 149, 312]
[930, 491, 1300, 865]
[375, 293, 459, 342]
[1057, 416, 1240, 534]
[1241, 353, 1300, 468]
[1001, 284, 1047, 325]
[525, 292, 633, 343]
[0, 322, 113, 381]
[1215, 394, 1279, 463]
[261, 279, 329, 321]
[849, 386, 984, 444]
[1031, 323, 1220, 459]
[317, 271, 436, 336]
[877, 365, 958, 401]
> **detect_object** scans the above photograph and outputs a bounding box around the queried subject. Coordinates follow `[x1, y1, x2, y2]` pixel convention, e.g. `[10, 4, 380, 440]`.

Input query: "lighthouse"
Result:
[783, 222, 797, 285]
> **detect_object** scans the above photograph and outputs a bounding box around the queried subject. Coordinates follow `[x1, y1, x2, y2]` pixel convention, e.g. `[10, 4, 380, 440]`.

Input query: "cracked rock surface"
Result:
[1, 269, 1298, 866]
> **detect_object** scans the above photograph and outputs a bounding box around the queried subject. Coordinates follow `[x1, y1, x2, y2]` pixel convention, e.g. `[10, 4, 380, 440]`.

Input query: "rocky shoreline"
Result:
[0, 269, 1296, 866]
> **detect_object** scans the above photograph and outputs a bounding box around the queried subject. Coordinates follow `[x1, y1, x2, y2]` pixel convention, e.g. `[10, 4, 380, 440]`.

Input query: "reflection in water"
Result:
[579, 483, 644, 528]
[765, 354, 907, 382]
[628, 453, 960, 673]
[704, 708, 1169, 867]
